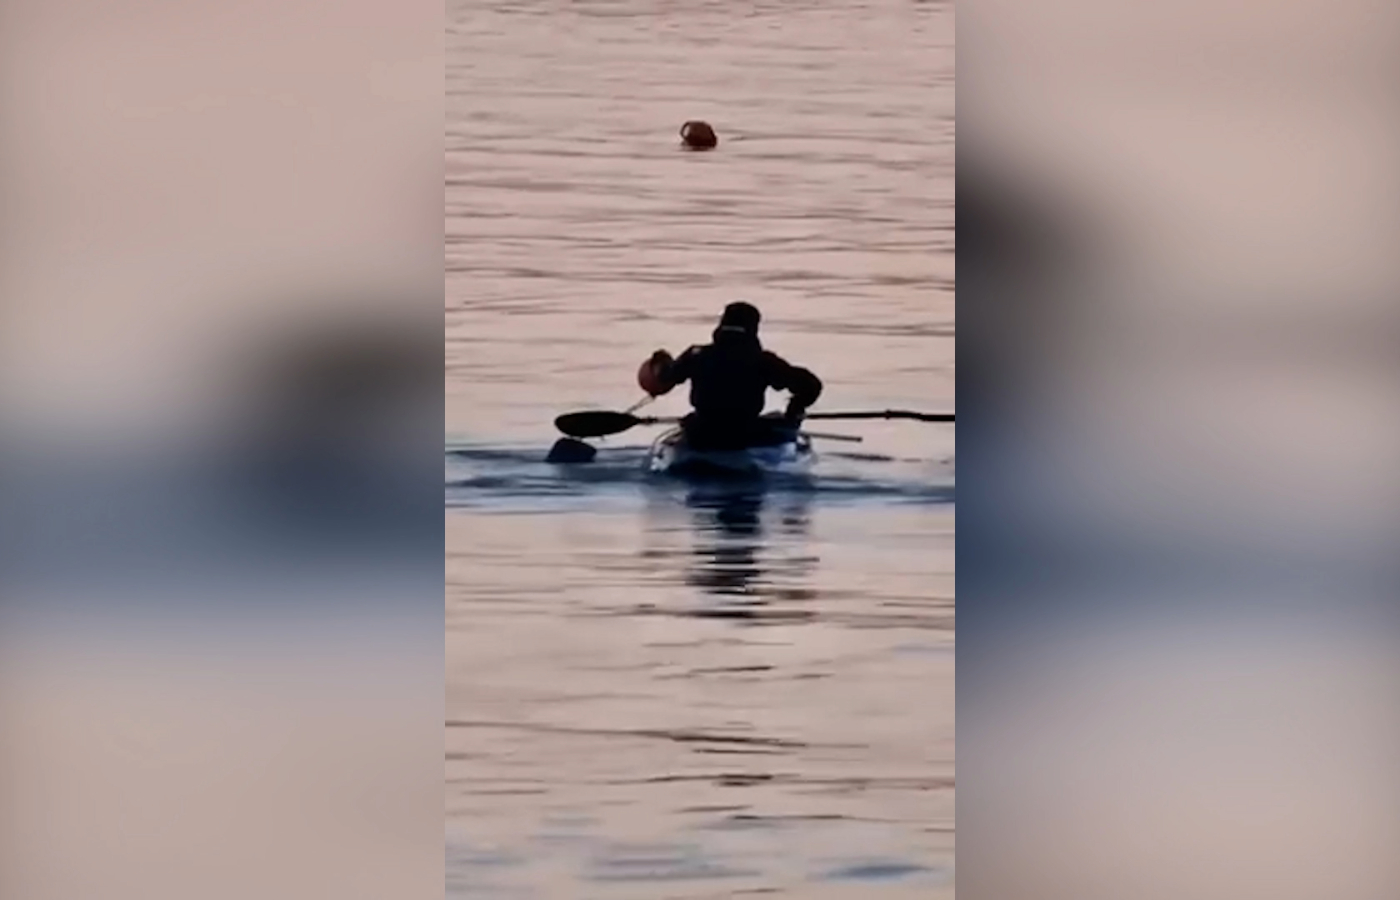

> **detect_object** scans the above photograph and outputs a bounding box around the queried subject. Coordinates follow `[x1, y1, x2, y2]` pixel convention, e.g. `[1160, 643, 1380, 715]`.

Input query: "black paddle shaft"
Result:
[805, 410, 955, 423]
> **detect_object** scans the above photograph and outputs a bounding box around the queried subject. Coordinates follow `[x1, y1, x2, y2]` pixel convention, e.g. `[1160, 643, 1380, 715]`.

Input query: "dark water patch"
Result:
[892, 641, 954, 656]
[790, 774, 955, 794]
[821, 860, 938, 882]
[629, 773, 780, 788]
[540, 812, 598, 828]
[692, 747, 787, 756]
[647, 729, 806, 749]
[447, 719, 815, 750]
[586, 846, 760, 883]
[828, 610, 954, 631]
[703, 813, 855, 831]
[445, 843, 526, 870]
[621, 594, 820, 623]
[671, 606, 817, 624]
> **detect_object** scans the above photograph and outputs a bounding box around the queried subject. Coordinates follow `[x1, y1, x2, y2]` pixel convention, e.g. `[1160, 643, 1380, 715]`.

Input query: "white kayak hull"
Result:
[647, 427, 815, 478]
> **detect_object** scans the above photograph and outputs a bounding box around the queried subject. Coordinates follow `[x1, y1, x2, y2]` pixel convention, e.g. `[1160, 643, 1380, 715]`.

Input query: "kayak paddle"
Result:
[554, 408, 953, 439]
[554, 410, 677, 438]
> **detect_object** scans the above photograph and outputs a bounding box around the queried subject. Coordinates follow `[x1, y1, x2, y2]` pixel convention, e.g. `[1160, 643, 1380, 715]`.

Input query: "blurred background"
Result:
[0, 0, 444, 897]
[4, 0, 1399, 896]
[958, 0, 1400, 896]
[445, 1, 954, 895]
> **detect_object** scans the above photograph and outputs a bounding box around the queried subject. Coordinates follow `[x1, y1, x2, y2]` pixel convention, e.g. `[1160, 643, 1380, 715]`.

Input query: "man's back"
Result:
[638, 302, 823, 446]
[672, 331, 807, 421]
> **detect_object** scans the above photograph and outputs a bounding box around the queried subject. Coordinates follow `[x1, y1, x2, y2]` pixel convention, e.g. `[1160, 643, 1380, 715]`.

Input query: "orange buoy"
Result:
[637, 351, 672, 396]
[679, 120, 718, 150]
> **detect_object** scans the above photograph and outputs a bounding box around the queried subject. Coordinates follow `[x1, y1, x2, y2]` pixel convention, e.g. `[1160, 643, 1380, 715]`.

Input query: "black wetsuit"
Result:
[655, 328, 823, 450]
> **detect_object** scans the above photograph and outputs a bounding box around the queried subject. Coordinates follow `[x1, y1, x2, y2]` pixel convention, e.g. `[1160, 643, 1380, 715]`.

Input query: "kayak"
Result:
[647, 426, 815, 478]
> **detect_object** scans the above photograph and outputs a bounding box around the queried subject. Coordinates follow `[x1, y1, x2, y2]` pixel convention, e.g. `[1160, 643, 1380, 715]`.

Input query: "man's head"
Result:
[717, 301, 761, 336]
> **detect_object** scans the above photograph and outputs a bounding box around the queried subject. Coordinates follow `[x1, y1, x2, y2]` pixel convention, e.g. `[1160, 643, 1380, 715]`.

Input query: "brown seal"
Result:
[679, 120, 718, 150]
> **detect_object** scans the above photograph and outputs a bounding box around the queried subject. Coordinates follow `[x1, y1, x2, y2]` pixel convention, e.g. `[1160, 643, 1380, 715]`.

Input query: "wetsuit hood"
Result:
[716, 301, 761, 337]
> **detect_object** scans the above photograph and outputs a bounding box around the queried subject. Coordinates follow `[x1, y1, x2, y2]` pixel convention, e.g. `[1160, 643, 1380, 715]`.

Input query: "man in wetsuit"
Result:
[637, 302, 823, 450]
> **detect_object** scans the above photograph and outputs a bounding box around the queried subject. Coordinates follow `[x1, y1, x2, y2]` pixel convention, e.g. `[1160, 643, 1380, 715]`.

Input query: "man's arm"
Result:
[641, 346, 701, 396]
[763, 351, 823, 418]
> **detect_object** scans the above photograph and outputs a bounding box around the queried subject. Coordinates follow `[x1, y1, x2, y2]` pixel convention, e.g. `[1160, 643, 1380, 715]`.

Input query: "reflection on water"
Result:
[682, 484, 816, 603]
[635, 479, 825, 618]
[688, 488, 765, 596]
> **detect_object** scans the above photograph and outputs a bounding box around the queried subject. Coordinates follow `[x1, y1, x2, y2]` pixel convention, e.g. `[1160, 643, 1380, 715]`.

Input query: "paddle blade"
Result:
[554, 410, 641, 438]
[545, 437, 598, 463]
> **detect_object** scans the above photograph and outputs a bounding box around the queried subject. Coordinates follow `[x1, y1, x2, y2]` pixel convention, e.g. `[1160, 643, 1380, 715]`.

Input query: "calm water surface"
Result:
[447, 1, 954, 895]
